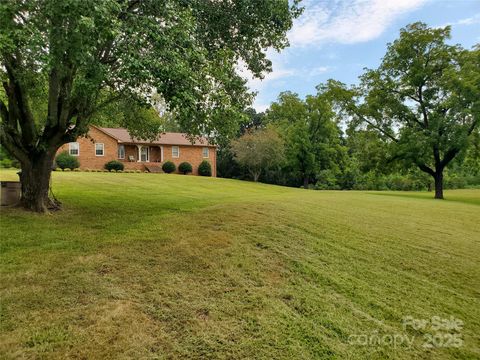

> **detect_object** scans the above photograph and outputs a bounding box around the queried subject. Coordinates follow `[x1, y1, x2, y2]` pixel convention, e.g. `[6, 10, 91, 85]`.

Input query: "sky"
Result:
[245, 0, 480, 112]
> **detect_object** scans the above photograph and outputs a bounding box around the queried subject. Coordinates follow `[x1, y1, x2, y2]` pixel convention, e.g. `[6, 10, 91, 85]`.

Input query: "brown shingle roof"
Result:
[96, 126, 214, 147]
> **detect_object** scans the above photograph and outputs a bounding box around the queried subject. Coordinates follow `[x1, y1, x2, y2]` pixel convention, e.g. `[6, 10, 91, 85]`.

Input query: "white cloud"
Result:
[252, 102, 270, 112]
[444, 13, 480, 27]
[308, 66, 330, 76]
[289, 0, 427, 47]
[244, 0, 428, 111]
[238, 49, 297, 93]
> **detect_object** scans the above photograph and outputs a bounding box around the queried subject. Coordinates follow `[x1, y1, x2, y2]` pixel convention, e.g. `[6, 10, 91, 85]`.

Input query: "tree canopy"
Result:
[0, 0, 301, 211]
[323, 23, 480, 198]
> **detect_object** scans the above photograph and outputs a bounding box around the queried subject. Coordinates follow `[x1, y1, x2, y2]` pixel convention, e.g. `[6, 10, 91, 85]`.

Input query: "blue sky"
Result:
[245, 0, 480, 112]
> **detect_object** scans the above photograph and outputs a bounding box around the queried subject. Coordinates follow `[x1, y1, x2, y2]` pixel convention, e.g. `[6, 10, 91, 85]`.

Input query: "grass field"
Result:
[0, 169, 479, 359]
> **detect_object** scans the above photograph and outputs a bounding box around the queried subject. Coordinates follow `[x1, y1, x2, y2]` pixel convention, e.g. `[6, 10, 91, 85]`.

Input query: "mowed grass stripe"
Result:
[0, 170, 479, 359]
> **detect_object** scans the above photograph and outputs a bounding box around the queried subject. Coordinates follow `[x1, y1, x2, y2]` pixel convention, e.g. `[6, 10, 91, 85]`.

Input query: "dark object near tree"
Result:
[104, 160, 124, 172]
[198, 160, 212, 176]
[179, 162, 193, 175]
[162, 161, 176, 174]
[55, 152, 80, 170]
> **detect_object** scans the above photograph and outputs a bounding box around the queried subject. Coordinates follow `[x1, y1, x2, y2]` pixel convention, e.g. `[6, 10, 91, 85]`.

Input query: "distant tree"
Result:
[232, 127, 285, 182]
[0, 0, 301, 212]
[0, 144, 18, 168]
[286, 119, 316, 187]
[345, 128, 391, 174]
[325, 23, 480, 199]
[266, 92, 312, 187]
[266, 91, 345, 188]
[463, 129, 480, 176]
[216, 145, 243, 179]
[239, 108, 266, 135]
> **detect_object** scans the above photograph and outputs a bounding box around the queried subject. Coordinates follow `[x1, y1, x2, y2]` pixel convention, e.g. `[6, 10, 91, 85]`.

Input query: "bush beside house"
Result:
[162, 161, 176, 173]
[179, 162, 193, 175]
[198, 161, 212, 176]
[105, 160, 124, 172]
[55, 151, 80, 170]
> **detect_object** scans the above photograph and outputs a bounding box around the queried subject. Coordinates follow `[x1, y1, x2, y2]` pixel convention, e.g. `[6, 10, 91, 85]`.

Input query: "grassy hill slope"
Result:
[1, 170, 479, 359]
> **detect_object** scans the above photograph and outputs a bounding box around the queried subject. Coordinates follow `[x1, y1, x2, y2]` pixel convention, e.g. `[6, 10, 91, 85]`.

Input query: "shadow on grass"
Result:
[368, 190, 480, 206]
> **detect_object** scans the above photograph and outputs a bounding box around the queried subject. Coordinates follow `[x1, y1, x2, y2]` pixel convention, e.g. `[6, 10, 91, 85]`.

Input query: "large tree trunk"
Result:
[19, 150, 60, 212]
[417, 162, 445, 200]
[433, 171, 444, 200]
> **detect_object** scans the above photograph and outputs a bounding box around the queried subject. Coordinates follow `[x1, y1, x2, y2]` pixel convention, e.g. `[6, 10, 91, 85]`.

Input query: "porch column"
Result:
[136, 145, 141, 162]
[160, 146, 164, 162]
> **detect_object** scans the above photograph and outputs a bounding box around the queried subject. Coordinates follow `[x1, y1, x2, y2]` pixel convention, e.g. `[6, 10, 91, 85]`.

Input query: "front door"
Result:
[140, 146, 149, 162]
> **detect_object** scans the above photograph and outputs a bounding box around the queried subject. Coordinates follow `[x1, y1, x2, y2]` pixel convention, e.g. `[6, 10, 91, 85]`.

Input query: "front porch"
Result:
[121, 144, 164, 171]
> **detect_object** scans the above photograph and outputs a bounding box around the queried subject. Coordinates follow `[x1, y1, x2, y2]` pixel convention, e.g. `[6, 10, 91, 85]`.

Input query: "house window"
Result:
[118, 144, 125, 159]
[202, 147, 209, 158]
[140, 146, 149, 162]
[95, 143, 104, 156]
[69, 142, 79, 156]
[172, 146, 179, 158]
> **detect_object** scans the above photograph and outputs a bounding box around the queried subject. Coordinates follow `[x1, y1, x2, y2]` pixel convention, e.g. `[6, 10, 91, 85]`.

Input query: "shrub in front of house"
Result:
[55, 151, 80, 170]
[105, 160, 124, 172]
[162, 161, 176, 174]
[179, 162, 192, 175]
[198, 160, 212, 176]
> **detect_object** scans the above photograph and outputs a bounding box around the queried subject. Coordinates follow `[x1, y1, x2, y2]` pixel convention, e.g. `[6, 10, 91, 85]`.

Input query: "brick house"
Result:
[57, 126, 217, 176]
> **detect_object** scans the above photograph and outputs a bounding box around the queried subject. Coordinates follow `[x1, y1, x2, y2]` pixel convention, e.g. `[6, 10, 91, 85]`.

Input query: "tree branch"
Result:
[418, 83, 429, 128]
[416, 162, 435, 177]
[440, 147, 460, 169]
[4, 54, 37, 146]
[47, 68, 60, 127]
[357, 114, 398, 142]
[0, 124, 30, 165]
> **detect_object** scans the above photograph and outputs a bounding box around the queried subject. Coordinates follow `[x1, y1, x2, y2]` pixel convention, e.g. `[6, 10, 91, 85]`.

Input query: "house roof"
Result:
[95, 126, 214, 147]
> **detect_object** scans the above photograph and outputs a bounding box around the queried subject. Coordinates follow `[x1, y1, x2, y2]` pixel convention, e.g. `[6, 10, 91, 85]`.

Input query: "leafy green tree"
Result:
[324, 23, 480, 199]
[345, 129, 390, 174]
[266, 91, 345, 188]
[0, 0, 300, 211]
[285, 118, 316, 187]
[459, 128, 480, 176]
[266, 92, 313, 187]
[232, 127, 285, 182]
[239, 108, 266, 135]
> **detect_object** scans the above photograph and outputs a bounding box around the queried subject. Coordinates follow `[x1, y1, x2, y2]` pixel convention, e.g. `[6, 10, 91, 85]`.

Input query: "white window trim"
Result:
[95, 143, 105, 157]
[139, 146, 150, 162]
[172, 146, 180, 158]
[118, 144, 125, 159]
[202, 147, 209, 158]
[69, 142, 79, 156]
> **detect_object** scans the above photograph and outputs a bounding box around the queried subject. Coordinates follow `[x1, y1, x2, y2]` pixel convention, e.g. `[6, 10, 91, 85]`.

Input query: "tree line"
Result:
[220, 23, 480, 199]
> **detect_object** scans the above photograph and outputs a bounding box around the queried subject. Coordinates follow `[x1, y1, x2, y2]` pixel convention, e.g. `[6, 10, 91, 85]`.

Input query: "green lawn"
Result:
[1, 170, 479, 359]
